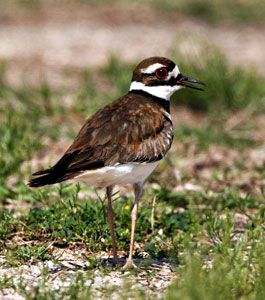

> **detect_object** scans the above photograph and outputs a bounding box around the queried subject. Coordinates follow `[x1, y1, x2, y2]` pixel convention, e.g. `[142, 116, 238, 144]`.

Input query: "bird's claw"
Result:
[122, 259, 137, 270]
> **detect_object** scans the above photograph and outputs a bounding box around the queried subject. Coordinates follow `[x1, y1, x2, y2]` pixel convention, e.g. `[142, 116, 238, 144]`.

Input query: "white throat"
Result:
[129, 81, 182, 101]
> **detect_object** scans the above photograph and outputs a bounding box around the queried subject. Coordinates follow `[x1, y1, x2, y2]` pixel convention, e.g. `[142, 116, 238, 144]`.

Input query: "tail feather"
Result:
[32, 168, 51, 176]
[28, 169, 65, 187]
[28, 150, 80, 188]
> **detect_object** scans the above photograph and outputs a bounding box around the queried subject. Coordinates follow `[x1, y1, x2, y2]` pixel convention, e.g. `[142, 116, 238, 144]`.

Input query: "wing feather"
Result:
[29, 92, 173, 187]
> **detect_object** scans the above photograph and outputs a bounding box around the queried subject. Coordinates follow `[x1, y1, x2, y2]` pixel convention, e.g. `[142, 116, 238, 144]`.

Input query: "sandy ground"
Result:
[0, 248, 175, 299]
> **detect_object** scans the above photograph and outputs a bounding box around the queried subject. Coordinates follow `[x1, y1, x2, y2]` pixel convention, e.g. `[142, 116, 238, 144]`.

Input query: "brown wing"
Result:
[28, 92, 173, 187]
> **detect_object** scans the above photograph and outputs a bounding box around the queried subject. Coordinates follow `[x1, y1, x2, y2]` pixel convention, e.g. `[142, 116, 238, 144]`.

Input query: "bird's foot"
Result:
[106, 253, 119, 267]
[111, 256, 119, 267]
[122, 259, 137, 270]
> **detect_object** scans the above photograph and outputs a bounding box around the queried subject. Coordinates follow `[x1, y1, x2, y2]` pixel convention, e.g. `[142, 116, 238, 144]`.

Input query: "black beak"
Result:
[176, 74, 205, 91]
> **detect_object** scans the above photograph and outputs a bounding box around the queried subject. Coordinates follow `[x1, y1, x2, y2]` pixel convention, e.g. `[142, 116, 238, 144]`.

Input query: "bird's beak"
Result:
[176, 74, 205, 91]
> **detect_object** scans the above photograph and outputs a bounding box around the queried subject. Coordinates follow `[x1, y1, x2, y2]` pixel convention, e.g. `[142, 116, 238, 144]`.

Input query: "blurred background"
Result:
[1, 0, 265, 84]
[1, 1, 265, 298]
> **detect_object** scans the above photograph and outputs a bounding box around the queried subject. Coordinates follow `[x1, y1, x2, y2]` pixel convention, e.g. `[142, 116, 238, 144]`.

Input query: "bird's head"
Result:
[130, 57, 204, 101]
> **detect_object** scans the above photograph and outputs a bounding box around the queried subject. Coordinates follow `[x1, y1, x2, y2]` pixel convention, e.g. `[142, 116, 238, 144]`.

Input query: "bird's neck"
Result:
[128, 89, 170, 113]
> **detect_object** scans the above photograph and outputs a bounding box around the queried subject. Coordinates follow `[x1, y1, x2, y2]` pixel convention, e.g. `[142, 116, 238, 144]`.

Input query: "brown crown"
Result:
[132, 57, 175, 82]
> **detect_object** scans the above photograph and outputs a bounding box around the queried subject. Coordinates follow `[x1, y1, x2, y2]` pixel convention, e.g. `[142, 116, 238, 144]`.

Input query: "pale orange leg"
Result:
[106, 185, 118, 265]
[122, 182, 143, 270]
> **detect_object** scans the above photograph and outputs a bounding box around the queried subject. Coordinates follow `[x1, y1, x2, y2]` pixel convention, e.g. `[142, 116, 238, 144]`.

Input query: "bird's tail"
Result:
[28, 150, 80, 188]
[28, 168, 65, 187]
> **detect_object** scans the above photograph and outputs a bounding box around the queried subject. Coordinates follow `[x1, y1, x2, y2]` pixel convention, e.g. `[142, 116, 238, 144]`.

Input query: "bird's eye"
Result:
[155, 67, 168, 80]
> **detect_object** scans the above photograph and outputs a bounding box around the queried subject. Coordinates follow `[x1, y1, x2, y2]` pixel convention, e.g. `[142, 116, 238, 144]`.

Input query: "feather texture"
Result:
[29, 88, 173, 187]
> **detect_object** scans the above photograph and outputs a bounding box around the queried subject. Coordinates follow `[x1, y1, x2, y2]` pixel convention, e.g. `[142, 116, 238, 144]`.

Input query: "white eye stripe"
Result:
[141, 63, 165, 74]
[142, 64, 180, 81]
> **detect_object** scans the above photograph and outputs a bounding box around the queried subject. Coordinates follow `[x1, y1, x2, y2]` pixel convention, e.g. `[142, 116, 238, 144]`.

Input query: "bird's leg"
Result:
[122, 182, 143, 270]
[106, 185, 118, 265]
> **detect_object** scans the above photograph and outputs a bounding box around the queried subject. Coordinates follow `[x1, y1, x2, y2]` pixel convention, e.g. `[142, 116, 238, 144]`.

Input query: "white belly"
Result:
[72, 161, 159, 187]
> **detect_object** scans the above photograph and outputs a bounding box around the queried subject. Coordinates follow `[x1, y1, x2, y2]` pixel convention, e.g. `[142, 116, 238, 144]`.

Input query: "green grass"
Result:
[14, 245, 51, 262]
[174, 121, 257, 150]
[171, 47, 265, 112]
[166, 246, 265, 300]
[2, 185, 265, 298]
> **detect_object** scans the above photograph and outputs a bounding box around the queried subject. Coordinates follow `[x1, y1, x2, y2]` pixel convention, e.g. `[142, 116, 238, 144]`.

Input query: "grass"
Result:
[0, 43, 265, 298]
[171, 47, 265, 112]
[14, 245, 51, 262]
[1, 186, 265, 298]
[175, 122, 257, 150]
[166, 246, 265, 300]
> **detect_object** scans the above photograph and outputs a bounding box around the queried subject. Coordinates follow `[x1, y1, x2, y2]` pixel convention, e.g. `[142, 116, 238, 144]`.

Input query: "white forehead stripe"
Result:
[141, 63, 165, 74]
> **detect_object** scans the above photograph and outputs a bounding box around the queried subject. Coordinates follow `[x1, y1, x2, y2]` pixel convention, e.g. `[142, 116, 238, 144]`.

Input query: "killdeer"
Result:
[29, 57, 204, 269]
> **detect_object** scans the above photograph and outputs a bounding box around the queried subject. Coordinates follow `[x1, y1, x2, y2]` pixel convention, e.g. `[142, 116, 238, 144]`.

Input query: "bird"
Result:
[28, 57, 204, 269]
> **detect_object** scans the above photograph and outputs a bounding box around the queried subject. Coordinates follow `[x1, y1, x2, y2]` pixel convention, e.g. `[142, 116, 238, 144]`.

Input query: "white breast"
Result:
[72, 161, 159, 188]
